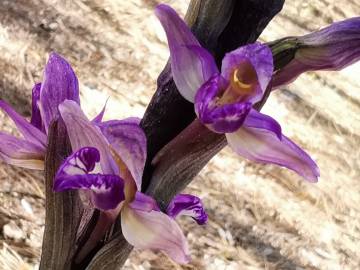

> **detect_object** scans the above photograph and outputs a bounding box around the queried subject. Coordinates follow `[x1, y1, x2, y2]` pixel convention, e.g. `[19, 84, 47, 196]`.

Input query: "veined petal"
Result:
[54, 147, 125, 211]
[167, 194, 208, 225]
[59, 100, 118, 175]
[39, 52, 80, 133]
[98, 118, 146, 190]
[121, 205, 190, 264]
[272, 17, 360, 88]
[195, 75, 251, 133]
[30, 83, 43, 131]
[221, 43, 273, 103]
[0, 132, 45, 170]
[55, 174, 125, 211]
[55, 146, 100, 176]
[0, 100, 47, 148]
[226, 110, 319, 182]
[155, 4, 218, 102]
[299, 17, 360, 69]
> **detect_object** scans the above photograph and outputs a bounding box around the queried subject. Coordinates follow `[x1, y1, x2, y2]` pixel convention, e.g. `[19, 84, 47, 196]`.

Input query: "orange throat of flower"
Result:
[217, 61, 258, 105]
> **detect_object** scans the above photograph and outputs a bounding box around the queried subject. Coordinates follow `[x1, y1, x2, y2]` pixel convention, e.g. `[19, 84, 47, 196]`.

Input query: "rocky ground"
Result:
[0, 0, 359, 269]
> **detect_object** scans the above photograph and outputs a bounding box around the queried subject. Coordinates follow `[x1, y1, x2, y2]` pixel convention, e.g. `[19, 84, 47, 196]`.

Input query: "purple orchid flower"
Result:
[0, 52, 80, 170]
[155, 4, 319, 182]
[272, 17, 360, 88]
[54, 100, 207, 264]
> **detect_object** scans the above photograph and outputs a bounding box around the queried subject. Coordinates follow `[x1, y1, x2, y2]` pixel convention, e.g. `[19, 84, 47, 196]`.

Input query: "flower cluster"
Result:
[0, 52, 206, 263]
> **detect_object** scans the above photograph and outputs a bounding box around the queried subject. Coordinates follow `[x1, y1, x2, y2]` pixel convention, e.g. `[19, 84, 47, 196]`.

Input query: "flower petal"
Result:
[98, 118, 146, 190]
[155, 4, 218, 102]
[54, 147, 125, 211]
[167, 194, 208, 225]
[128, 192, 160, 212]
[221, 42, 273, 103]
[55, 174, 125, 211]
[0, 100, 47, 148]
[58, 100, 118, 175]
[92, 98, 108, 124]
[0, 132, 45, 170]
[39, 52, 80, 133]
[244, 109, 282, 139]
[195, 75, 251, 133]
[226, 110, 319, 182]
[205, 103, 251, 133]
[30, 83, 43, 131]
[121, 205, 190, 264]
[55, 146, 100, 176]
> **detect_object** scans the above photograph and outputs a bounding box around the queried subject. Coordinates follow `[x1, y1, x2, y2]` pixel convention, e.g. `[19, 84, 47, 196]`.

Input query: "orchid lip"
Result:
[167, 194, 208, 225]
[194, 74, 252, 133]
[54, 147, 126, 211]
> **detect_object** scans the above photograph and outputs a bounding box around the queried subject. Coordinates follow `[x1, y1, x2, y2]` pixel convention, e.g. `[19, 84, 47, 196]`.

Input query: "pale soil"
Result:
[0, 1, 359, 269]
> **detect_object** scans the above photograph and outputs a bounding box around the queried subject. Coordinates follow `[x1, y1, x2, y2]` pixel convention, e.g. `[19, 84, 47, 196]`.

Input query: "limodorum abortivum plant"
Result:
[0, 1, 359, 269]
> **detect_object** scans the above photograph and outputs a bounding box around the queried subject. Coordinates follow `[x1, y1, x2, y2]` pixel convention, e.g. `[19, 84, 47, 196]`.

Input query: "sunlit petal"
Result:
[155, 4, 218, 102]
[0, 100, 46, 148]
[226, 110, 319, 182]
[121, 205, 190, 264]
[0, 132, 44, 170]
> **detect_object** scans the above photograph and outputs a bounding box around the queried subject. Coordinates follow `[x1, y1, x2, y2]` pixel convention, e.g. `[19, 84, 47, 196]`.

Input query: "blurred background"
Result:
[0, 0, 359, 269]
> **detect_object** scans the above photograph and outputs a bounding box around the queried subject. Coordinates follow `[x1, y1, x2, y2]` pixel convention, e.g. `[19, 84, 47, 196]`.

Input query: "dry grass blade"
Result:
[0, 243, 33, 270]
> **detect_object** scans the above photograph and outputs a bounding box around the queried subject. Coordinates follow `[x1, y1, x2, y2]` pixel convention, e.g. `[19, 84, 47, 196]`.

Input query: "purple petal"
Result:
[155, 4, 218, 102]
[195, 74, 226, 121]
[129, 192, 160, 212]
[206, 103, 252, 133]
[221, 42, 273, 103]
[122, 205, 190, 264]
[92, 98, 108, 124]
[55, 146, 100, 177]
[195, 74, 251, 133]
[55, 174, 125, 211]
[226, 111, 320, 182]
[167, 194, 208, 225]
[0, 100, 47, 148]
[98, 118, 146, 190]
[273, 17, 360, 88]
[54, 147, 125, 211]
[39, 52, 80, 133]
[244, 109, 282, 139]
[58, 100, 118, 175]
[30, 83, 43, 131]
[0, 132, 45, 170]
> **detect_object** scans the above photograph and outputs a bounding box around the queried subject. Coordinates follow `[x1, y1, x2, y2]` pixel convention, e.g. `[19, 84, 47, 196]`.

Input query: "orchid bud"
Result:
[271, 17, 360, 88]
